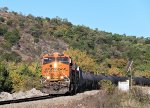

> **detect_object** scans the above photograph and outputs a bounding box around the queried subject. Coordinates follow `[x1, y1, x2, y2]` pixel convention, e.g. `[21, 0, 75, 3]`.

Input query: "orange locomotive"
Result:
[41, 52, 79, 94]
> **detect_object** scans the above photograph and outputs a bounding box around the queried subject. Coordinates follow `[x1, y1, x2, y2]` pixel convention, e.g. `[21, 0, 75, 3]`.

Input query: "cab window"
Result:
[57, 57, 69, 64]
[43, 57, 55, 64]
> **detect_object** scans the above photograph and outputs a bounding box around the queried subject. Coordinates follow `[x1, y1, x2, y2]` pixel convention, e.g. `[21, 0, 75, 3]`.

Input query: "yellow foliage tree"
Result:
[134, 70, 150, 77]
[64, 48, 100, 73]
[106, 58, 127, 76]
[107, 58, 127, 68]
[7, 62, 25, 91]
[7, 62, 41, 92]
[108, 67, 123, 76]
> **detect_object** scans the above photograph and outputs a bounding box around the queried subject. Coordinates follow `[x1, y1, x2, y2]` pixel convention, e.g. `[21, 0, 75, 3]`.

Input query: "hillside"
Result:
[0, 10, 150, 92]
[0, 11, 68, 62]
[1, 10, 150, 74]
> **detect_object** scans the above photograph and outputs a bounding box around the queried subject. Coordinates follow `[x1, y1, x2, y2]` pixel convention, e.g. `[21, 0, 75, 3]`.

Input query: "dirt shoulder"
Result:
[0, 88, 150, 108]
[0, 90, 102, 108]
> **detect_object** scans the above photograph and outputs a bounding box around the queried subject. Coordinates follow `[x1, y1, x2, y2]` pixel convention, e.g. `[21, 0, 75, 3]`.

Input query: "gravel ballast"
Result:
[0, 88, 46, 101]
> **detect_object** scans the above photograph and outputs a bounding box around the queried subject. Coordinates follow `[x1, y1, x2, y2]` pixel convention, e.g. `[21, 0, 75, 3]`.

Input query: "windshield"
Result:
[57, 57, 69, 64]
[43, 57, 55, 64]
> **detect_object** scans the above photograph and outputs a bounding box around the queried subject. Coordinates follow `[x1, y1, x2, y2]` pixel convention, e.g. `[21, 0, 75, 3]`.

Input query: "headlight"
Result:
[46, 76, 50, 80]
[60, 76, 64, 79]
[54, 62, 57, 68]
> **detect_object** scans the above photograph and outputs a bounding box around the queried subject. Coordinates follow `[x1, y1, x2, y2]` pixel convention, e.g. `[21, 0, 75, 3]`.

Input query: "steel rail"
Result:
[0, 94, 66, 105]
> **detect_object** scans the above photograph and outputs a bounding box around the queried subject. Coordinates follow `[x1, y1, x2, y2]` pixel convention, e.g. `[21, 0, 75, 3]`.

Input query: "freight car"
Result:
[133, 77, 150, 86]
[41, 52, 150, 95]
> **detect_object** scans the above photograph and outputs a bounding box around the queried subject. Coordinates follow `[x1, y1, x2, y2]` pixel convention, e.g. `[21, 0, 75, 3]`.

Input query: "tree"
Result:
[29, 26, 42, 38]
[0, 7, 8, 12]
[7, 62, 41, 92]
[0, 62, 13, 92]
[1, 52, 22, 62]
[0, 17, 5, 22]
[54, 29, 65, 37]
[7, 20, 13, 26]
[64, 48, 100, 73]
[4, 29, 20, 45]
[0, 25, 7, 36]
[145, 37, 150, 44]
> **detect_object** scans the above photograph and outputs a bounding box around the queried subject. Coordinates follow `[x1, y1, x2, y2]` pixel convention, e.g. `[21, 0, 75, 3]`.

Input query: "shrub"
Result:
[7, 20, 13, 26]
[45, 17, 50, 21]
[145, 38, 150, 44]
[19, 21, 25, 28]
[131, 87, 150, 104]
[1, 52, 22, 62]
[29, 26, 42, 38]
[12, 11, 18, 15]
[98, 80, 115, 94]
[34, 37, 39, 43]
[0, 26, 7, 36]
[0, 41, 12, 50]
[54, 29, 65, 37]
[8, 62, 41, 92]
[0, 17, 5, 22]
[4, 29, 20, 45]
[0, 62, 13, 92]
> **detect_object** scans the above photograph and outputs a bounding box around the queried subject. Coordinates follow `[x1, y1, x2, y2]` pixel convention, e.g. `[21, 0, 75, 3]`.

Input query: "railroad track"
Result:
[0, 94, 66, 105]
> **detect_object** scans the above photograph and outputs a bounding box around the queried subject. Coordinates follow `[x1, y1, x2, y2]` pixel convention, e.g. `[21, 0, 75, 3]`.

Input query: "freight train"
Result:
[41, 52, 101, 94]
[41, 52, 150, 94]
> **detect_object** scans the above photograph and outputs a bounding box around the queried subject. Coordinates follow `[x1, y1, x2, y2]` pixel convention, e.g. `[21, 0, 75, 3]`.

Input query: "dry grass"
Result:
[0, 88, 150, 108]
[96, 87, 150, 108]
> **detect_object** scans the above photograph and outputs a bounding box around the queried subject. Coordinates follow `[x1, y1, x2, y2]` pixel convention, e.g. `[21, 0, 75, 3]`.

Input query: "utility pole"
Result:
[126, 60, 133, 90]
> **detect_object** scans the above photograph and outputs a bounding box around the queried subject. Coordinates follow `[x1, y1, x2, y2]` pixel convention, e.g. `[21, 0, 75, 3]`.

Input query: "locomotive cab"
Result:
[41, 52, 71, 94]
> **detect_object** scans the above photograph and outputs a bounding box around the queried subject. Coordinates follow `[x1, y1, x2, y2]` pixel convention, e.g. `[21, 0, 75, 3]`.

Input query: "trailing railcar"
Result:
[41, 52, 98, 94]
[40, 52, 150, 95]
[133, 77, 150, 86]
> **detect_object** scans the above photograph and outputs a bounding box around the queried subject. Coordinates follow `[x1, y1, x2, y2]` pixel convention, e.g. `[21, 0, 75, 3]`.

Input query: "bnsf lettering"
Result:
[45, 68, 68, 72]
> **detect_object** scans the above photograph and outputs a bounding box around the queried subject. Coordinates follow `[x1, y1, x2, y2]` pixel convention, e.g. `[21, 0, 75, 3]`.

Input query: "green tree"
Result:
[0, 17, 5, 22]
[0, 25, 7, 36]
[4, 29, 20, 45]
[8, 62, 41, 92]
[145, 38, 150, 44]
[29, 26, 42, 38]
[0, 62, 13, 92]
[1, 52, 22, 62]
[0, 7, 8, 12]
[7, 20, 13, 26]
